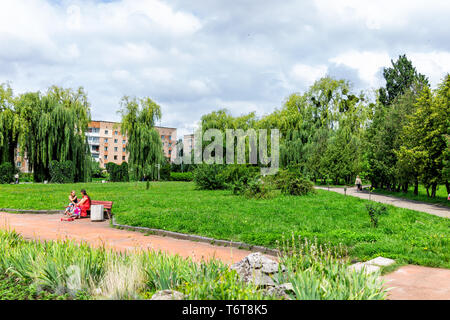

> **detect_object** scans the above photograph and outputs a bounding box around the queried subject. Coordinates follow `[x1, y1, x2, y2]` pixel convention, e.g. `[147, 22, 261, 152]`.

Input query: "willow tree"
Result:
[16, 86, 91, 182]
[0, 83, 19, 165]
[119, 96, 164, 181]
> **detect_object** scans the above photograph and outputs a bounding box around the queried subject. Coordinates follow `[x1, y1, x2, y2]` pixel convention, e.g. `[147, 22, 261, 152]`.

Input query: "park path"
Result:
[1, 212, 450, 300]
[0, 212, 251, 264]
[315, 186, 450, 219]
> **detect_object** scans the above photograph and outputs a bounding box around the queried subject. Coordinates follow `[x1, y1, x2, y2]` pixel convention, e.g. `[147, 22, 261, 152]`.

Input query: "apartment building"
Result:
[87, 121, 177, 168]
[13, 121, 177, 172]
[183, 134, 195, 157]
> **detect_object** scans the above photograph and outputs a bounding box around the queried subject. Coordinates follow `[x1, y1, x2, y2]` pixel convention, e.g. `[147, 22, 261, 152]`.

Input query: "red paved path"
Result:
[0, 212, 250, 264]
[1, 212, 449, 300]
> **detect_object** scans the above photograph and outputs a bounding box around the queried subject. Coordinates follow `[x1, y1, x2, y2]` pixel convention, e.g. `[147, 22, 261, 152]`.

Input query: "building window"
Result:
[122, 140, 126, 144]
[162, 142, 164, 147]
[169, 143, 172, 147]
[114, 147, 118, 152]
[169, 135, 172, 140]
[17, 162, 21, 167]
[105, 130, 109, 134]
[161, 135, 165, 139]
[104, 138, 108, 143]
[122, 156, 125, 161]
[114, 139, 118, 143]
[104, 147, 108, 151]
[114, 155, 118, 160]
[104, 155, 107, 160]
[115, 131, 118, 135]
[122, 148, 126, 152]
[168, 150, 171, 155]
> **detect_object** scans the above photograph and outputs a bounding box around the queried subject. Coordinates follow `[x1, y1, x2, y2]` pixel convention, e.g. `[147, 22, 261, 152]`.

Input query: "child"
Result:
[64, 191, 78, 215]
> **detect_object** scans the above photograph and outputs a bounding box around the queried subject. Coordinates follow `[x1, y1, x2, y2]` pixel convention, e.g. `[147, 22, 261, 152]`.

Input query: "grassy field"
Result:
[372, 185, 449, 207]
[1, 181, 449, 268]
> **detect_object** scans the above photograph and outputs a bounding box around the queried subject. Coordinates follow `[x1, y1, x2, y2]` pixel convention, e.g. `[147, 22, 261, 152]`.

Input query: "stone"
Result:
[348, 262, 380, 274]
[366, 257, 396, 267]
[150, 290, 185, 300]
[230, 252, 285, 287]
[264, 283, 294, 300]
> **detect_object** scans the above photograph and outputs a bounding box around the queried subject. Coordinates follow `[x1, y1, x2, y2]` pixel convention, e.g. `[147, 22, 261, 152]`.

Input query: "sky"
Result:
[1, 0, 450, 138]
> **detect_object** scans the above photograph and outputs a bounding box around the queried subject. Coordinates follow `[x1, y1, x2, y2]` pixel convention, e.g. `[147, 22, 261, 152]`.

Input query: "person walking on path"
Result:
[14, 173, 19, 184]
[355, 175, 362, 191]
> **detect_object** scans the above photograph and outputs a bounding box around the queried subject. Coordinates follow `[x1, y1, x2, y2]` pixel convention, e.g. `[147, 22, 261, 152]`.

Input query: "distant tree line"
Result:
[195, 55, 449, 198]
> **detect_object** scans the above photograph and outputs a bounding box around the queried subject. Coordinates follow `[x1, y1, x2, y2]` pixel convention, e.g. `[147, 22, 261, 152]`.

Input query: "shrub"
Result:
[243, 176, 276, 199]
[49, 160, 75, 184]
[219, 165, 259, 195]
[19, 172, 34, 182]
[276, 170, 315, 196]
[170, 172, 193, 181]
[0, 162, 16, 184]
[160, 162, 171, 181]
[106, 162, 129, 182]
[365, 204, 389, 228]
[193, 164, 225, 190]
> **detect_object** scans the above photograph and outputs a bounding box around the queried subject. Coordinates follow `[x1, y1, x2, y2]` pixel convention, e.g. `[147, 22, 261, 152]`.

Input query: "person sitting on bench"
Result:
[76, 189, 91, 218]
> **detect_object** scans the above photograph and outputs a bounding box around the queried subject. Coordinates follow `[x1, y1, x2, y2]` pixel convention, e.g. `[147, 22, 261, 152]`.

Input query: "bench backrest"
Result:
[91, 200, 113, 209]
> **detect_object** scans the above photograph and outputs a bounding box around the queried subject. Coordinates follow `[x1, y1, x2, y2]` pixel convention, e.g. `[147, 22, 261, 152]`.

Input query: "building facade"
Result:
[14, 121, 177, 172]
[183, 134, 195, 157]
[87, 121, 177, 168]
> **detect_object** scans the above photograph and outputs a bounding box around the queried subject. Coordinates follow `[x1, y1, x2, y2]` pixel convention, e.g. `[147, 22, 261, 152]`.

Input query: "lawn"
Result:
[1, 181, 449, 268]
[372, 184, 449, 208]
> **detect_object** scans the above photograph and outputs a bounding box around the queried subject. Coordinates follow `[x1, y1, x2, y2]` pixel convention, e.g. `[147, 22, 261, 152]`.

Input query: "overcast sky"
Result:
[1, 0, 450, 138]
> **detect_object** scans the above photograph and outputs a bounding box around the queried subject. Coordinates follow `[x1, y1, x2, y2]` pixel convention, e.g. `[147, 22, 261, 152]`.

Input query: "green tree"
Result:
[0, 83, 19, 166]
[379, 54, 428, 106]
[399, 82, 448, 198]
[119, 96, 164, 181]
[16, 86, 91, 182]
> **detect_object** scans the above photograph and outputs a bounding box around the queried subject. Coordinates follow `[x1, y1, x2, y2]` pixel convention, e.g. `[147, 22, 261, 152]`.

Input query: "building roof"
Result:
[90, 120, 176, 130]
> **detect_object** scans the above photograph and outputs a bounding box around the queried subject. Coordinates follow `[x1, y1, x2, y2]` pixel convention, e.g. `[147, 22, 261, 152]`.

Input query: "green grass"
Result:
[1, 181, 449, 268]
[0, 229, 386, 300]
[372, 184, 449, 207]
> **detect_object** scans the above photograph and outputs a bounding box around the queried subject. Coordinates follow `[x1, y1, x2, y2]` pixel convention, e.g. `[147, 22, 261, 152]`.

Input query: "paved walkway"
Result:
[315, 186, 450, 218]
[0, 212, 251, 264]
[1, 212, 449, 300]
[381, 265, 450, 300]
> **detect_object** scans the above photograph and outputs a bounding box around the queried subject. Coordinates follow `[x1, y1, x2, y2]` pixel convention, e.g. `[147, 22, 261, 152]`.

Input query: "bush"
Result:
[0, 163, 16, 184]
[160, 162, 171, 181]
[49, 160, 75, 184]
[276, 170, 315, 196]
[19, 172, 34, 182]
[366, 204, 389, 228]
[243, 176, 276, 199]
[106, 162, 129, 182]
[219, 165, 259, 195]
[170, 172, 193, 181]
[193, 164, 225, 190]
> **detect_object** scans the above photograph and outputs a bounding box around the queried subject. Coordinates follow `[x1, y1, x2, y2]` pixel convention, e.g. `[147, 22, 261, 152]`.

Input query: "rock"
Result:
[231, 253, 285, 287]
[263, 283, 294, 300]
[366, 257, 395, 267]
[150, 290, 185, 300]
[348, 262, 380, 274]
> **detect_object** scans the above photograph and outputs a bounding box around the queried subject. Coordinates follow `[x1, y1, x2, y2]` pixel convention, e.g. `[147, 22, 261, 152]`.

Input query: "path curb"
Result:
[111, 217, 279, 257]
[0, 208, 63, 214]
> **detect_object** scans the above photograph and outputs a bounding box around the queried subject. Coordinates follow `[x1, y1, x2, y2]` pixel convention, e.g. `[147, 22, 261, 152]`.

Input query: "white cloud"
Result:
[1, 0, 450, 134]
[290, 64, 328, 87]
[329, 51, 391, 88]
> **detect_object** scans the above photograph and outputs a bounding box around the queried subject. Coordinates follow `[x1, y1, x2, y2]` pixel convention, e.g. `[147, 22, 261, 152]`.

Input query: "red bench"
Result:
[89, 200, 114, 219]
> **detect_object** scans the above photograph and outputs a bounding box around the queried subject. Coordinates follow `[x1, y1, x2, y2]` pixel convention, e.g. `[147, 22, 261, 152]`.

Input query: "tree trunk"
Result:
[431, 183, 437, 198]
[414, 178, 419, 196]
[402, 183, 408, 193]
[426, 187, 430, 198]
